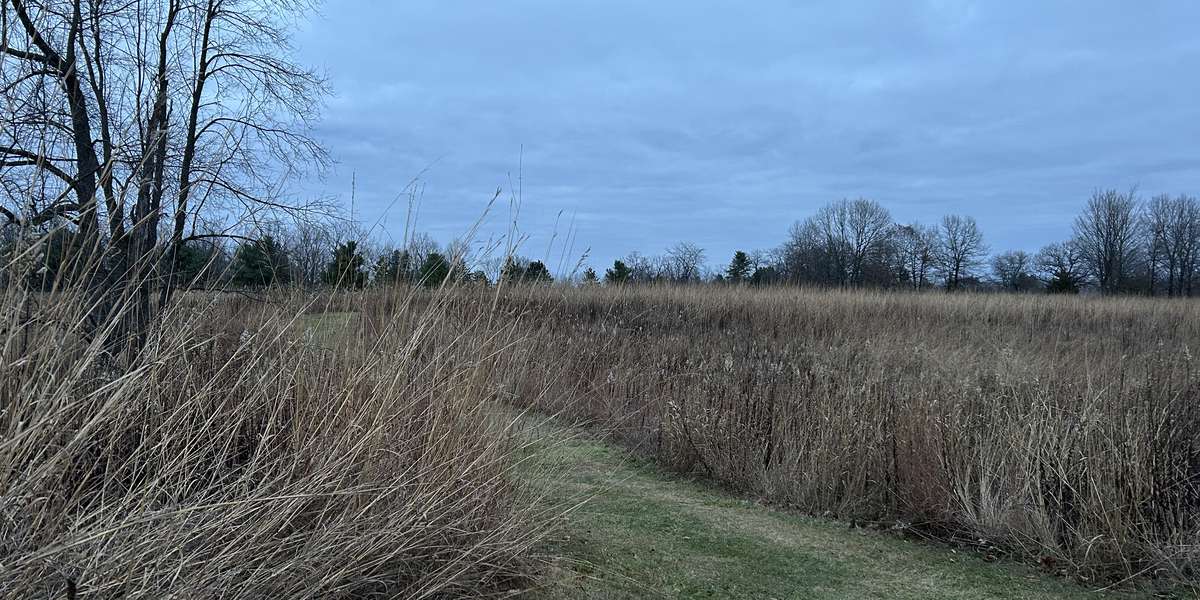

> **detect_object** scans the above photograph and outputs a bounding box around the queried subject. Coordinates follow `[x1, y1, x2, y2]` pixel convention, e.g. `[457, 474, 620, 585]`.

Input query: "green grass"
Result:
[296, 311, 356, 344]
[517, 417, 1147, 600]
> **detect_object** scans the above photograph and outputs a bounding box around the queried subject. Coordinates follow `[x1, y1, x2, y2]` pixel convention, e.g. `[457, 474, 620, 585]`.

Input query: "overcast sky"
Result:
[295, 1, 1200, 272]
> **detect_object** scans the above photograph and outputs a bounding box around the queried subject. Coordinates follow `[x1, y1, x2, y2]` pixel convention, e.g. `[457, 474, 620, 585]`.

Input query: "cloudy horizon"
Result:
[294, 0, 1200, 271]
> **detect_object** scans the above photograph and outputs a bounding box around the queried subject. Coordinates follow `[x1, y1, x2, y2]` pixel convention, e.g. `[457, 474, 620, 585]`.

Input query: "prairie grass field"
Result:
[2, 282, 1197, 597]
[493, 285, 1200, 590]
[6, 0, 1200, 596]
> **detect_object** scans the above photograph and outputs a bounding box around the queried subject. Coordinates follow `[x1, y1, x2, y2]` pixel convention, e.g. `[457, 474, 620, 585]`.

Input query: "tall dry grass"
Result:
[9, 275, 1194, 593]
[0, 280, 544, 598]
[496, 285, 1200, 589]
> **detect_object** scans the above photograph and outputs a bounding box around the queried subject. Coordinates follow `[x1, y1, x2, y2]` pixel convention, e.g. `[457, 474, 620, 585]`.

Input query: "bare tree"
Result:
[664, 241, 705, 283]
[816, 198, 891, 285]
[784, 198, 894, 287]
[1168, 195, 1200, 296]
[894, 222, 938, 290]
[991, 250, 1036, 292]
[0, 0, 327, 349]
[1144, 194, 1172, 295]
[842, 198, 892, 284]
[283, 220, 337, 287]
[622, 251, 659, 284]
[1034, 241, 1086, 293]
[406, 232, 440, 273]
[1142, 194, 1199, 297]
[1072, 189, 1141, 295]
[936, 214, 987, 291]
[780, 219, 825, 283]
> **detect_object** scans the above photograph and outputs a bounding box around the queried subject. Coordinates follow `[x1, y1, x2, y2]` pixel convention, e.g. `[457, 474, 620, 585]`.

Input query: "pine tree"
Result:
[1045, 269, 1081, 294]
[374, 249, 412, 285]
[232, 235, 291, 287]
[321, 241, 368, 289]
[172, 240, 222, 289]
[523, 260, 553, 283]
[418, 253, 452, 287]
[604, 259, 631, 284]
[501, 257, 526, 283]
[726, 250, 752, 283]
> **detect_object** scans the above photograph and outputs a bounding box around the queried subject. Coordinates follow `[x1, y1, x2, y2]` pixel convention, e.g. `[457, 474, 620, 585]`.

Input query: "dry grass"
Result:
[0, 283, 545, 598]
[495, 285, 1200, 591]
[6, 278, 1196, 595]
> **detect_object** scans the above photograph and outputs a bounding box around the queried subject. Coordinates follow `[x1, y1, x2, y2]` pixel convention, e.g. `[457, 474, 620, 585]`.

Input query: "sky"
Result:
[294, 1, 1200, 272]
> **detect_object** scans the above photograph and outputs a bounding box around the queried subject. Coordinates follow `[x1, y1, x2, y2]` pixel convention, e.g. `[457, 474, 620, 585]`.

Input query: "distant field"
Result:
[490, 285, 1199, 592]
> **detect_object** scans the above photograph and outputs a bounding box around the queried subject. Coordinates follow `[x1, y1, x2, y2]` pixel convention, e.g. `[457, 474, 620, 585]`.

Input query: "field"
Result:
[497, 286, 1199, 591]
[2, 283, 1197, 597]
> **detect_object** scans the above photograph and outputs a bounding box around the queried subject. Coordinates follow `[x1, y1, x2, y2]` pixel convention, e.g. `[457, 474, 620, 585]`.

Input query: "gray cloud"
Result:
[296, 0, 1200, 269]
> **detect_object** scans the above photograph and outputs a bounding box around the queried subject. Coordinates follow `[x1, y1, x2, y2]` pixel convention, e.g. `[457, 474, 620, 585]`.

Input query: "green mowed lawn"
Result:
[517, 417, 1148, 600]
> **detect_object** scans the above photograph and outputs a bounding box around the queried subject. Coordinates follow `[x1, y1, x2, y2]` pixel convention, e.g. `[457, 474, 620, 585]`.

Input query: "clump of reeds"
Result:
[0, 276, 542, 598]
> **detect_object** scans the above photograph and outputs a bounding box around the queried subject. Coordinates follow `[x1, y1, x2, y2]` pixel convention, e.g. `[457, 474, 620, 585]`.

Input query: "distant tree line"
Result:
[594, 190, 1200, 296]
[29, 226, 526, 291]
[7, 187, 1197, 297]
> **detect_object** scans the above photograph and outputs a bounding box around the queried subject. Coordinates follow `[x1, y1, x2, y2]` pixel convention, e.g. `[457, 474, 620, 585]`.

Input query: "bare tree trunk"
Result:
[161, 0, 215, 307]
[3, 0, 327, 355]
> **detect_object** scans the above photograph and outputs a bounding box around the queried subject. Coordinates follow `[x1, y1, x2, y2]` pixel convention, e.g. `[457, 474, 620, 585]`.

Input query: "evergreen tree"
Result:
[0, 228, 86, 291]
[418, 252, 452, 287]
[604, 259, 631, 284]
[232, 235, 291, 287]
[726, 250, 752, 283]
[523, 260, 553, 284]
[172, 240, 223, 289]
[501, 256, 526, 283]
[1045, 269, 1082, 294]
[322, 241, 368, 289]
[750, 265, 780, 286]
[374, 249, 412, 285]
[581, 267, 599, 285]
[501, 256, 553, 284]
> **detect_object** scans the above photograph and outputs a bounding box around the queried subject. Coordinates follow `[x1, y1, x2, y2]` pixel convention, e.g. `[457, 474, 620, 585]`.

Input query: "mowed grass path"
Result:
[518, 417, 1143, 600]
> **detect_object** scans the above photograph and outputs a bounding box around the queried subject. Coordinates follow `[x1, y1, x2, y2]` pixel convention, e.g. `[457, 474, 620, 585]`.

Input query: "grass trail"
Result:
[518, 416, 1144, 600]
